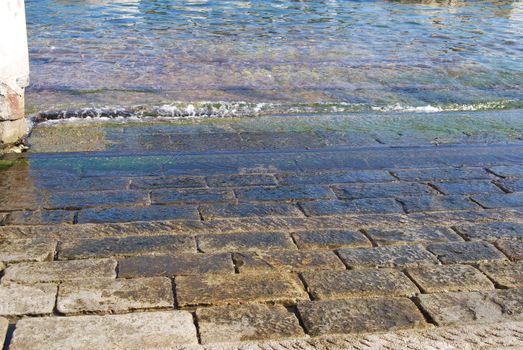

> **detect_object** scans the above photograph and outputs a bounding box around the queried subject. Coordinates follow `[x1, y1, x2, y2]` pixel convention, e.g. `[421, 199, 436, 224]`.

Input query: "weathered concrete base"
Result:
[0, 0, 30, 148]
[0, 83, 24, 122]
[0, 118, 28, 146]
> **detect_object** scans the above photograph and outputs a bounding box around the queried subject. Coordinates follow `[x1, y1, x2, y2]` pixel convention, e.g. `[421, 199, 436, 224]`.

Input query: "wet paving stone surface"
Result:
[1, 120, 523, 348]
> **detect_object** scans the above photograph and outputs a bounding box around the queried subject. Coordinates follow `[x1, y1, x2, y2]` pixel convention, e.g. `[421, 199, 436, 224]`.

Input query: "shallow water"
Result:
[25, 0, 523, 116]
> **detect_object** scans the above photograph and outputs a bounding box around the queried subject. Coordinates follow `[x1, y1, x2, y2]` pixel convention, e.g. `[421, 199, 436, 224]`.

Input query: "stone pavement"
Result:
[1, 117, 523, 348]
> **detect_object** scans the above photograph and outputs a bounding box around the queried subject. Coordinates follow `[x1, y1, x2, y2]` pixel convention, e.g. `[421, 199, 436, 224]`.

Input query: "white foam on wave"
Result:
[32, 99, 520, 126]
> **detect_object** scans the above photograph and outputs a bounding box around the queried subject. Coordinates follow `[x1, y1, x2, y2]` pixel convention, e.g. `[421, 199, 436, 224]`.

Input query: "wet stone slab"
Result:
[0, 283, 57, 316]
[77, 205, 200, 224]
[37, 177, 130, 192]
[405, 264, 494, 293]
[3, 258, 117, 283]
[196, 304, 305, 344]
[277, 170, 395, 186]
[175, 273, 308, 306]
[235, 185, 334, 202]
[233, 250, 345, 273]
[297, 298, 425, 336]
[0, 238, 55, 263]
[199, 203, 303, 219]
[291, 230, 371, 249]
[331, 182, 433, 200]
[479, 261, 523, 288]
[57, 277, 174, 314]
[495, 178, 523, 193]
[130, 176, 206, 189]
[206, 174, 277, 187]
[151, 189, 235, 204]
[455, 222, 523, 241]
[488, 165, 523, 178]
[392, 167, 491, 182]
[302, 269, 418, 300]
[9, 311, 198, 349]
[300, 199, 404, 216]
[473, 193, 523, 209]
[417, 289, 523, 326]
[197, 232, 295, 253]
[5, 210, 75, 225]
[46, 191, 148, 209]
[365, 226, 462, 246]
[398, 195, 478, 213]
[59, 235, 196, 259]
[118, 253, 234, 278]
[427, 241, 507, 264]
[431, 180, 503, 195]
[338, 245, 438, 268]
[496, 240, 523, 260]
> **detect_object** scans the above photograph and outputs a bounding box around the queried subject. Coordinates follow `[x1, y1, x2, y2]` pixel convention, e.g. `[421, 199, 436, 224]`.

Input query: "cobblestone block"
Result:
[479, 261, 523, 288]
[292, 230, 371, 249]
[196, 304, 304, 344]
[406, 264, 494, 293]
[332, 182, 432, 200]
[200, 203, 303, 219]
[398, 195, 478, 213]
[233, 250, 345, 273]
[392, 167, 491, 182]
[300, 199, 403, 216]
[118, 253, 234, 278]
[432, 180, 502, 195]
[235, 185, 334, 202]
[455, 222, 523, 241]
[57, 277, 174, 314]
[10, 311, 198, 349]
[176, 273, 308, 306]
[207, 174, 277, 187]
[198, 232, 294, 253]
[0, 283, 57, 316]
[59, 235, 195, 259]
[427, 241, 507, 264]
[47, 191, 148, 209]
[3, 258, 117, 283]
[338, 245, 438, 268]
[417, 289, 523, 326]
[0, 238, 55, 263]
[5, 210, 75, 225]
[278, 170, 395, 185]
[130, 176, 206, 189]
[495, 178, 523, 192]
[496, 240, 523, 260]
[473, 193, 523, 209]
[489, 165, 523, 178]
[297, 298, 425, 336]
[302, 269, 418, 300]
[365, 226, 462, 246]
[151, 189, 234, 204]
[77, 205, 200, 224]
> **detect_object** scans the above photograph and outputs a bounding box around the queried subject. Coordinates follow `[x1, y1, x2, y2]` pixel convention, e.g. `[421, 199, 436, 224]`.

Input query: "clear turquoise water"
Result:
[25, 0, 523, 116]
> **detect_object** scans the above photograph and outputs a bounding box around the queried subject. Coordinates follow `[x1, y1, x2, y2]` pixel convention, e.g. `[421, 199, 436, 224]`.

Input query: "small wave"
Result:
[32, 99, 522, 125]
[371, 100, 520, 113]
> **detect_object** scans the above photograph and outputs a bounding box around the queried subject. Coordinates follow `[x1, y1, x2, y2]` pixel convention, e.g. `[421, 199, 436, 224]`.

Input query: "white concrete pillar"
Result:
[0, 0, 29, 146]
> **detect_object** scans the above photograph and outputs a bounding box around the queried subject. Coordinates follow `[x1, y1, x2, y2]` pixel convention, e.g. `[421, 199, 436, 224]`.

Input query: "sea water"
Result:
[25, 0, 523, 118]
